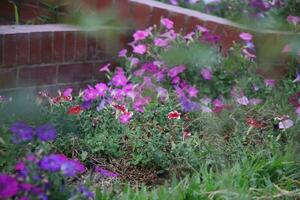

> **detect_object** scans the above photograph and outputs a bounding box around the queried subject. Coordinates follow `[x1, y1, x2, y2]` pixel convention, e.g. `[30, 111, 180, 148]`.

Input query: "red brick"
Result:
[87, 35, 97, 60]
[3, 34, 17, 66]
[95, 35, 106, 59]
[168, 12, 187, 32]
[16, 33, 30, 65]
[58, 63, 93, 83]
[115, 0, 132, 23]
[149, 7, 169, 27]
[64, 31, 75, 62]
[41, 32, 53, 63]
[30, 32, 41, 64]
[95, 0, 113, 9]
[18, 65, 57, 87]
[75, 32, 87, 61]
[0, 67, 17, 89]
[130, 2, 152, 29]
[53, 32, 64, 63]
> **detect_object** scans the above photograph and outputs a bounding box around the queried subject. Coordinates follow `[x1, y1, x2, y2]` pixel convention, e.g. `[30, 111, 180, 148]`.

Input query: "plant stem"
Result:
[13, 4, 19, 25]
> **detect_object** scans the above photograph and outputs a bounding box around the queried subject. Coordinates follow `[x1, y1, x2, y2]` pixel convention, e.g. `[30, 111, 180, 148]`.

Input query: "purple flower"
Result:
[95, 83, 108, 97]
[36, 124, 57, 142]
[142, 62, 159, 73]
[201, 68, 212, 80]
[39, 154, 68, 172]
[95, 167, 119, 178]
[179, 97, 200, 112]
[63, 88, 73, 98]
[172, 76, 181, 84]
[239, 32, 253, 41]
[161, 18, 174, 30]
[133, 30, 149, 41]
[119, 112, 133, 124]
[111, 73, 128, 87]
[161, 30, 177, 40]
[96, 99, 107, 111]
[128, 57, 140, 66]
[168, 0, 178, 5]
[133, 44, 147, 55]
[0, 174, 18, 198]
[236, 96, 249, 106]
[78, 186, 94, 200]
[99, 63, 111, 73]
[118, 49, 127, 57]
[264, 79, 276, 88]
[133, 96, 151, 112]
[293, 72, 300, 83]
[278, 119, 294, 129]
[154, 38, 169, 47]
[80, 100, 92, 110]
[186, 86, 198, 98]
[196, 25, 209, 33]
[249, 0, 270, 12]
[10, 122, 34, 143]
[249, 98, 262, 105]
[168, 65, 186, 78]
[212, 99, 223, 107]
[61, 159, 85, 177]
[287, 15, 300, 25]
[156, 87, 169, 101]
[83, 86, 98, 101]
[110, 89, 125, 101]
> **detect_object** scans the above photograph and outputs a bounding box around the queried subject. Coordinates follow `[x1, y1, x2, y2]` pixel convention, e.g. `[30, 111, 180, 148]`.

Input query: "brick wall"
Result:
[0, 0, 294, 94]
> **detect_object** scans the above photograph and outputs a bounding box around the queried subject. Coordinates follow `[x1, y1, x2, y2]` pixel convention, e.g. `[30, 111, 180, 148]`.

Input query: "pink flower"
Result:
[63, 88, 73, 98]
[239, 32, 253, 41]
[161, 17, 174, 29]
[287, 15, 300, 25]
[236, 96, 249, 106]
[99, 63, 111, 73]
[264, 79, 276, 88]
[183, 131, 191, 141]
[186, 86, 198, 98]
[128, 57, 140, 66]
[154, 38, 169, 47]
[184, 32, 195, 41]
[196, 25, 209, 33]
[118, 49, 127, 57]
[120, 112, 133, 124]
[242, 49, 256, 59]
[249, 98, 263, 105]
[95, 83, 108, 96]
[278, 118, 294, 129]
[112, 73, 128, 87]
[167, 111, 181, 119]
[133, 30, 149, 41]
[83, 86, 98, 101]
[168, 65, 186, 78]
[161, 29, 177, 40]
[133, 44, 147, 55]
[156, 87, 169, 101]
[201, 68, 212, 80]
[213, 99, 223, 107]
[171, 76, 181, 84]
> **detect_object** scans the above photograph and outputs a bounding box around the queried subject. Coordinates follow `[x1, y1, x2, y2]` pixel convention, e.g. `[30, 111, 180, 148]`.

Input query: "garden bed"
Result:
[0, 1, 300, 200]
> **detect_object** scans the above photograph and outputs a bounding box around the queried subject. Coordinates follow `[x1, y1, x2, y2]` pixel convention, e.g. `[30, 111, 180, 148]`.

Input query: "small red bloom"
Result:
[182, 131, 191, 141]
[245, 117, 264, 129]
[112, 104, 127, 113]
[167, 111, 181, 119]
[67, 106, 82, 115]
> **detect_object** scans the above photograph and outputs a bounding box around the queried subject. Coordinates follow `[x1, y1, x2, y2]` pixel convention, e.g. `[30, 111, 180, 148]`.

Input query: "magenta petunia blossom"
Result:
[154, 38, 169, 47]
[168, 65, 186, 78]
[287, 15, 300, 25]
[0, 174, 18, 199]
[119, 112, 133, 124]
[118, 49, 127, 57]
[99, 63, 111, 73]
[201, 68, 212, 80]
[133, 30, 149, 41]
[95, 83, 108, 97]
[264, 79, 276, 88]
[63, 88, 73, 98]
[186, 86, 198, 98]
[133, 44, 147, 55]
[239, 32, 253, 41]
[171, 76, 181, 84]
[36, 124, 57, 142]
[129, 57, 140, 66]
[161, 17, 174, 29]
[161, 29, 177, 40]
[83, 86, 98, 101]
[212, 99, 223, 107]
[112, 73, 128, 87]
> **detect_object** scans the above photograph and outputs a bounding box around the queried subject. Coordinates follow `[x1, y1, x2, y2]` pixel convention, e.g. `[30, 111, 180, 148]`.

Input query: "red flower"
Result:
[167, 111, 181, 119]
[67, 106, 82, 115]
[112, 104, 127, 113]
[182, 131, 191, 141]
[245, 117, 264, 129]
